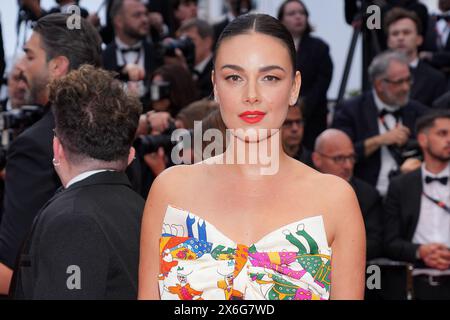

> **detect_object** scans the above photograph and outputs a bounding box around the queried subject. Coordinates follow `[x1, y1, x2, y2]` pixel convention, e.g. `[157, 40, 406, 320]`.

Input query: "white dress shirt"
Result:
[115, 37, 145, 70]
[412, 163, 450, 276]
[66, 170, 113, 189]
[436, 14, 450, 49]
[115, 37, 146, 97]
[373, 90, 401, 196]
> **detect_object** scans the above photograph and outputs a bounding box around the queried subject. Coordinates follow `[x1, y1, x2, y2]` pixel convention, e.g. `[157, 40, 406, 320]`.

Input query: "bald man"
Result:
[312, 129, 383, 261]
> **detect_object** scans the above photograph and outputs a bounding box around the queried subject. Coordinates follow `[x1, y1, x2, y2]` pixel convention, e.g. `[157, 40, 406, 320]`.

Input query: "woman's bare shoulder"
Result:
[290, 162, 359, 216]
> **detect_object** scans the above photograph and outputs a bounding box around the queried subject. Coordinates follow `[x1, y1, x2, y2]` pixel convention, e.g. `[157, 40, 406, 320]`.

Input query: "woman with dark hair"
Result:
[139, 14, 365, 300]
[150, 64, 199, 117]
[278, 0, 333, 151]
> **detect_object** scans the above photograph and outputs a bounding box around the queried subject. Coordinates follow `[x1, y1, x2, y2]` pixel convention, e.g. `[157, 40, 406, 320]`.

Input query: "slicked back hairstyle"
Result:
[33, 13, 102, 71]
[213, 13, 297, 76]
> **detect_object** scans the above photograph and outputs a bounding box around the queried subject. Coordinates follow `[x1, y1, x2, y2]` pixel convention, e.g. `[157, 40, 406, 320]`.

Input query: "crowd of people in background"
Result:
[0, 0, 448, 300]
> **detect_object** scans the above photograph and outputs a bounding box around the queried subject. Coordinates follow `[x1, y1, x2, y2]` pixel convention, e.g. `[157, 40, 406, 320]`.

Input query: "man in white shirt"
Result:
[102, 0, 161, 106]
[333, 51, 429, 196]
[384, 109, 450, 300]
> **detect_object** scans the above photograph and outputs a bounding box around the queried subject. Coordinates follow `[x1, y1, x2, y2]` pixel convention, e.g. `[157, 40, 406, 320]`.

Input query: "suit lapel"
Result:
[366, 93, 380, 137]
[408, 169, 423, 240]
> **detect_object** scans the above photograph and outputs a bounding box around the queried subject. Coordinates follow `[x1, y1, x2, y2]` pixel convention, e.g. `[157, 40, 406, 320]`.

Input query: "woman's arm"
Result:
[327, 177, 366, 300]
[138, 166, 184, 299]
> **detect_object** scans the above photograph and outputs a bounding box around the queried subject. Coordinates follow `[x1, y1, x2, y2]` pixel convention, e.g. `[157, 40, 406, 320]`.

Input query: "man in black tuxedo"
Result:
[0, 14, 102, 295]
[384, 110, 450, 300]
[177, 19, 214, 99]
[332, 51, 429, 196]
[11, 65, 145, 299]
[385, 8, 446, 108]
[312, 129, 383, 261]
[102, 0, 161, 109]
[421, 0, 450, 81]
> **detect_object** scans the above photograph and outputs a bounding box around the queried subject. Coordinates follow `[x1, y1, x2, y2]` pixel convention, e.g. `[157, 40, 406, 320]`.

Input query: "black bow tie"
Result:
[379, 108, 402, 120]
[436, 14, 450, 22]
[120, 47, 141, 54]
[425, 176, 448, 185]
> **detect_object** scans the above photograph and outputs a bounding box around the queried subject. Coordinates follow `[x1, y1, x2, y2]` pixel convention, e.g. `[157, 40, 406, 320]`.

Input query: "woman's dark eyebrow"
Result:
[259, 65, 286, 73]
[221, 64, 244, 72]
[221, 65, 286, 73]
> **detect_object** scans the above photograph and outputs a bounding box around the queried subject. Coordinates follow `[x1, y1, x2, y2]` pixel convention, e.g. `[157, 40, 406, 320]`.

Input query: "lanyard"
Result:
[379, 114, 400, 132]
[379, 115, 403, 166]
[422, 191, 450, 214]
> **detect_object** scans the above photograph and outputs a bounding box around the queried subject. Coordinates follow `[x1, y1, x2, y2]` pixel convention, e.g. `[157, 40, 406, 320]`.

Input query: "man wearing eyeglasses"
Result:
[333, 51, 429, 196]
[312, 129, 383, 262]
[281, 101, 313, 167]
[385, 7, 446, 108]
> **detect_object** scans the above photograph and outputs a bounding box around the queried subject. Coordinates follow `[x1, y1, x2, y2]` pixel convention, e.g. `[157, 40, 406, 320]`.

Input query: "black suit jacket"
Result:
[423, 14, 450, 70]
[102, 40, 160, 77]
[296, 35, 333, 149]
[432, 90, 450, 109]
[332, 91, 429, 186]
[350, 177, 383, 260]
[383, 169, 422, 263]
[195, 57, 213, 99]
[12, 171, 145, 299]
[410, 60, 447, 107]
[102, 40, 161, 109]
[0, 110, 61, 269]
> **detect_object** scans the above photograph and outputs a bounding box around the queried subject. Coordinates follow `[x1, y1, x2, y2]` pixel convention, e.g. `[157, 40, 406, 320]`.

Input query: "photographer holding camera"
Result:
[0, 13, 102, 295]
[177, 19, 214, 99]
[132, 63, 199, 196]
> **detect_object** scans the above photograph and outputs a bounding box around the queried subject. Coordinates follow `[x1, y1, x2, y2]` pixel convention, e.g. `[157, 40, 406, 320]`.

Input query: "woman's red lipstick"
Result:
[239, 110, 266, 124]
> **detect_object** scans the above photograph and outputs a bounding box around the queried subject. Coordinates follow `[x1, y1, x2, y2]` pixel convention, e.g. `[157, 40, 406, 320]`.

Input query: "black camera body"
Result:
[0, 105, 45, 131]
[150, 81, 171, 102]
[159, 36, 196, 71]
[134, 121, 178, 156]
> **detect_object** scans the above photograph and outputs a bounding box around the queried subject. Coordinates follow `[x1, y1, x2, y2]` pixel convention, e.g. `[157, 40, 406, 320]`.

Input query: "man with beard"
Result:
[0, 13, 102, 295]
[102, 0, 161, 108]
[384, 110, 450, 300]
[333, 51, 429, 196]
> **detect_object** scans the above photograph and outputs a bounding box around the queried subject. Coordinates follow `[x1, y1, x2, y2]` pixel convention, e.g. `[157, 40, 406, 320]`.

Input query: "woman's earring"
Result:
[52, 158, 60, 167]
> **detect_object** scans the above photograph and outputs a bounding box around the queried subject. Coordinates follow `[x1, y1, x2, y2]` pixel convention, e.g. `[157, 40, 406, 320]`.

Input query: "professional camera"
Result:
[150, 81, 171, 102]
[0, 105, 45, 131]
[134, 121, 178, 156]
[159, 36, 196, 71]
